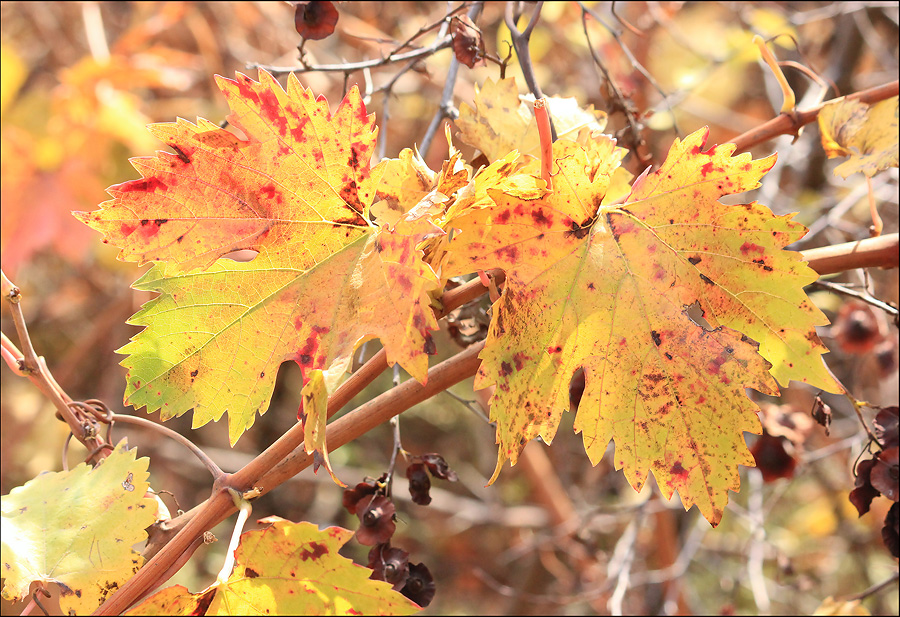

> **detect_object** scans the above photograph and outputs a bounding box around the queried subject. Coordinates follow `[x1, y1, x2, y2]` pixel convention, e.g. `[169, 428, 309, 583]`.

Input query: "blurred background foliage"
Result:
[1, 2, 897, 615]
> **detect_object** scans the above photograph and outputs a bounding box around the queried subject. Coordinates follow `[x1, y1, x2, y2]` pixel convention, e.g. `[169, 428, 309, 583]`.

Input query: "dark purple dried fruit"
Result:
[883, 502, 899, 558]
[750, 432, 796, 483]
[874, 406, 899, 450]
[870, 447, 899, 502]
[356, 495, 396, 546]
[401, 562, 435, 607]
[407, 462, 432, 505]
[368, 544, 410, 590]
[849, 458, 881, 516]
[293, 1, 339, 40]
[421, 453, 459, 482]
[342, 481, 378, 515]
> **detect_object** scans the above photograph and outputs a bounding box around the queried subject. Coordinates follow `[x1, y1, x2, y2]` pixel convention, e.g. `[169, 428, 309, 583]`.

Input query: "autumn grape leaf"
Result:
[455, 77, 607, 162]
[444, 128, 841, 525]
[75, 71, 442, 443]
[1, 441, 155, 615]
[818, 96, 899, 178]
[126, 517, 420, 616]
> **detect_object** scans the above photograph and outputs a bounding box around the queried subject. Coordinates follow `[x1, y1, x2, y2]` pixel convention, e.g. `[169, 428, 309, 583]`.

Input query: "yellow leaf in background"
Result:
[813, 596, 871, 616]
[0, 43, 27, 117]
[819, 96, 899, 178]
[455, 78, 607, 162]
[1, 441, 156, 615]
[127, 518, 420, 616]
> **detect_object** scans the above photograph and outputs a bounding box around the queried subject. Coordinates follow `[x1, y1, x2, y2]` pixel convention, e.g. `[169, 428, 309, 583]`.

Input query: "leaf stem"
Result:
[534, 98, 553, 190]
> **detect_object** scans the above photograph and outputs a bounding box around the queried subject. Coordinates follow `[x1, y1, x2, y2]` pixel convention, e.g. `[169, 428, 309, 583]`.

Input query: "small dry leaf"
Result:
[451, 15, 485, 68]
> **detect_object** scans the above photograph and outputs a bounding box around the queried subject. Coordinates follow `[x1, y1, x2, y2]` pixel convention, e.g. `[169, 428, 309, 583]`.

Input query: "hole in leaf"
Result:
[222, 249, 259, 262]
[685, 301, 714, 331]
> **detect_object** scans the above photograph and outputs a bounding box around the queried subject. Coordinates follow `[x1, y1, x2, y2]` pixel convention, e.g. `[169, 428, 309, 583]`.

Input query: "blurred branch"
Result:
[578, 2, 679, 136]
[421, 2, 485, 157]
[811, 280, 898, 319]
[248, 2, 473, 77]
[505, 0, 557, 140]
[2, 270, 104, 456]
[730, 80, 899, 152]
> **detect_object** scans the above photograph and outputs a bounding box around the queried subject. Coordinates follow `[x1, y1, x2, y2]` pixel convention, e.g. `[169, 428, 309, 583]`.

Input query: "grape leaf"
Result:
[444, 128, 841, 525]
[119, 211, 441, 444]
[75, 71, 442, 443]
[455, 77, 607, 162]
[1, 441, 156, 615]
[126, 517, 420, 616]
[818, 96, 899, 178]
[76, 70, 377, 273]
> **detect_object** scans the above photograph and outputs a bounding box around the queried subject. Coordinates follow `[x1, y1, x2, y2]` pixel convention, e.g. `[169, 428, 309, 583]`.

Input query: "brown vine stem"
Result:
[730, 80, 898, 153]
[2, 270, 104, 455]
[800, 233, 898, 276]
[95, 340, 485, 615]
[95, 273, 503, 615]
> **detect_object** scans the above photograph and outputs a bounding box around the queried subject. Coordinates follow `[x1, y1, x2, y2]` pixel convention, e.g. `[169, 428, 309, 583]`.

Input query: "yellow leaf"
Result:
[819, 96, 899, 178]
[813, 596, 871, 616]
[444, 128, 840, 525]
[455, 78, 607, 162]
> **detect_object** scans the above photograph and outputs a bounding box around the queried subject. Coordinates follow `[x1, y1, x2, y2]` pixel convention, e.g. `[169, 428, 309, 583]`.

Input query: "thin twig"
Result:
[420, 1, 483, 157]
[505, 1, 557, 140]
[846, 571, 900, 601]
[811, 280, 898, 318]
[111, 413, 224, 480]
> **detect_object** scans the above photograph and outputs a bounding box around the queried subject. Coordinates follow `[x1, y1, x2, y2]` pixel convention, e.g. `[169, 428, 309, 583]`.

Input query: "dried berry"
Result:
[870, 447, 899, 502]
[342, 481, 378, 515]
[401, 562, 435, 607]
[293, 1, 339, 40]
[750, 432, 796, 483]
[874, 406, 899, 450]
[421, 453, 459, 482]
[407, 462, 432, 505]
[368, 543, 410, 590]
[832, 301, 886, 354]
[356, 495, 396, 546]
[810, 397, 832, 436]
[883, 502, 899, 558]
[451, 15, 484, 68]
[849, 458, 880, 516]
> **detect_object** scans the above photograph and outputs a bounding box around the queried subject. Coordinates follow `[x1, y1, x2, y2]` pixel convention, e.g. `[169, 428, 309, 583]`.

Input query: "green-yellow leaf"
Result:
[75, 71, 442, 443]
[120, 211, 442, 444]
[1, 441, 155, 615]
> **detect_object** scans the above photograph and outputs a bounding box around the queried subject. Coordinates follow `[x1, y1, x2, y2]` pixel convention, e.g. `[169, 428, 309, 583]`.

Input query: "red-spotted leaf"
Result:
[76, 70, 377, 273]
[76, 71, 441, 443]
[444, 128, 841, 525]
[126, 518, 419, 616]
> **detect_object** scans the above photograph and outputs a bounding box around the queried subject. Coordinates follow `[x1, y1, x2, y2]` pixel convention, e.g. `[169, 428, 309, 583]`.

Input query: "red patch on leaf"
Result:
[739, 242, 764, 255]
[114, 177, 168, 194]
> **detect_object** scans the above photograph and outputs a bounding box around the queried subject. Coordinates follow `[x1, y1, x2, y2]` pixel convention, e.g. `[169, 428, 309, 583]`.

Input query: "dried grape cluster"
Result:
[342, 453, 459, 607]
[849, 406, 899, 558]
